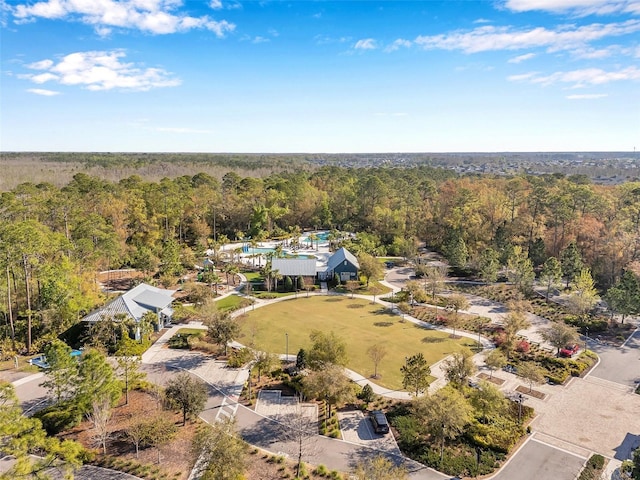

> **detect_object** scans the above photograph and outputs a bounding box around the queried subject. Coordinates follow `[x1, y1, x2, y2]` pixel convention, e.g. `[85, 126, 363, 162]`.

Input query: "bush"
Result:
[357, 384, 375, 403]
[516, 340, 530, 353]
[33, 402, 83, 435]
[313, 465, 328, 476]
[565, 317, 608, 333]
[228, 347, 253, 367]
[578, 454, 606, 480]
[588, 454, 605, 470]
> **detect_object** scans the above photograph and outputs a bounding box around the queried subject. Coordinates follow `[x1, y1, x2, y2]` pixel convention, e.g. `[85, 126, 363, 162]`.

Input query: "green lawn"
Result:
[241, 271, 262, 282]
[237, 296, 475, 391]
[215, 294, 248, 311]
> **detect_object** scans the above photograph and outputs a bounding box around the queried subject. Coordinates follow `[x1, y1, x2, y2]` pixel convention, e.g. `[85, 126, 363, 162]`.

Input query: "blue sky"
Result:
[1, 0, 639, 153]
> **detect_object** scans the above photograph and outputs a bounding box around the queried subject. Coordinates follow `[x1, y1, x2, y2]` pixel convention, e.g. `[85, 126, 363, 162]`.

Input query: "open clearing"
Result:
[237, 296, 475, 390]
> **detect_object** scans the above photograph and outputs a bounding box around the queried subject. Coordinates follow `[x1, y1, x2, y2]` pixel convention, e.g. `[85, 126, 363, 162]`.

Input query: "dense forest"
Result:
[2, 164, 640, 355]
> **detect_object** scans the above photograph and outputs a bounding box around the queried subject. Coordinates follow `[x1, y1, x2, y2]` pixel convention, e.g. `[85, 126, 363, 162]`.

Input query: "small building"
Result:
[82, 283, 175, 338]
[325, 247, 359, 282]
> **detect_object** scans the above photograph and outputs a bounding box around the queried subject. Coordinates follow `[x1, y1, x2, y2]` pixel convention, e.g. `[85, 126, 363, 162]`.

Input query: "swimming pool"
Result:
[302, 231, 330, 243]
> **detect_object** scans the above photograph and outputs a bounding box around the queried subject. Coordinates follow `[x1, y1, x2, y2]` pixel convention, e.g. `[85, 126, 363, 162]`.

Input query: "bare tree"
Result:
[279, 399, 320, 479]
[87, 395, 113, 455]
[345, 280, 360, 298]
[367, 344, 388, 379]
[125, 421, 147, 458]
[424, 265, 448, 300]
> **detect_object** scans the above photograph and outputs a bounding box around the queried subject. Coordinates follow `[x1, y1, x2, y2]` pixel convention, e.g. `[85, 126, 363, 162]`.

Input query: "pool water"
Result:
[302, 231, 330, 243]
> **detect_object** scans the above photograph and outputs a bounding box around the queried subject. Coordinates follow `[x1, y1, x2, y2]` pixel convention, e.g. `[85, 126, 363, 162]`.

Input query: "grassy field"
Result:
[214, 294, 247, 311]
[237, 296, 475, 391]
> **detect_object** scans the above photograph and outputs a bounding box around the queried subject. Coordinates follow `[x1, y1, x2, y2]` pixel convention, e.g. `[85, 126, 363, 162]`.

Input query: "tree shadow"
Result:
[374, 322, 394, 327]
[421, 336, 445, 344]
[372, 308, 394, 316]
[613, 432, 640, 460]
[347, 304, 365, 309]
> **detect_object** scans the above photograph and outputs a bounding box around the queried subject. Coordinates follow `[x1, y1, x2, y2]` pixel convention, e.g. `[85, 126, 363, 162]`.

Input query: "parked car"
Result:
[560, 344, 580, 357]
[369, 410, 390, 434]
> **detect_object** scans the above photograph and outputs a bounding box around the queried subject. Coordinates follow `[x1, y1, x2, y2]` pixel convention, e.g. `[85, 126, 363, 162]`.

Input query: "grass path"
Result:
[237, 296, 475, 390]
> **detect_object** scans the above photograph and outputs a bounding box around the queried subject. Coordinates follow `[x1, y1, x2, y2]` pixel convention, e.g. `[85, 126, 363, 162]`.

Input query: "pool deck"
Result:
[224, 231, 334, 269]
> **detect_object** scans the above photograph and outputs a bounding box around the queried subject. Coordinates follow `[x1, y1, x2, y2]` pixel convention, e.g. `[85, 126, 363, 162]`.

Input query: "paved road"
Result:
[589, 328, 640, 387]
[491, 438, 586, 480]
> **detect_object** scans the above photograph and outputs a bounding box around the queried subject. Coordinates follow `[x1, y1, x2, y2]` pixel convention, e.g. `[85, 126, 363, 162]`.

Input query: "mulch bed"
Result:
[477, 373, 505, 385]
[516, 385, 546, 399]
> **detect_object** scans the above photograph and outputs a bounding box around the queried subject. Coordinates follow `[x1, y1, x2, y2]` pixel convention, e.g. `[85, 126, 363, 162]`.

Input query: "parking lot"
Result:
[337, 410, 401, 455]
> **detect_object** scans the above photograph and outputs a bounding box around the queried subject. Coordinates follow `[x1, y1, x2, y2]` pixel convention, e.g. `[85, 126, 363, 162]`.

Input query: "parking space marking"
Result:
[215, 397, 238, 422]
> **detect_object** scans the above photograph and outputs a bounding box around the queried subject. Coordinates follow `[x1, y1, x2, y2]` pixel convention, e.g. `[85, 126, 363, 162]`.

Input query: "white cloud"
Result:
[27, 59, 54, 69]
[566, 93, 609, 98]
[12, 0, 235, 36]
[508, 52, 536, 63]
[384, 38, 412, 52]
[507, 71, 541, 81]
[509, 66, 640, 86]
[314, 34, 351, 45]
[155, 127, 212, 133]
[252, 36, 269, 43]
[209, 0, 222, 9]
[503, 0, 640, 16]
[20, 50, 181, 91]
[413, 20, 640, 54]
[27, 88, 60, 96]
[354, 38, 377, 50]
[474, 18, 492, 23]
[27, 72, 60, 83]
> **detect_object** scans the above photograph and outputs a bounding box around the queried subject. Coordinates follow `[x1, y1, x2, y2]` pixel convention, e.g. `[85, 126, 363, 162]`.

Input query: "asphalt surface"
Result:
[491, 438, 586, 480]
[589, 328, 640, 387]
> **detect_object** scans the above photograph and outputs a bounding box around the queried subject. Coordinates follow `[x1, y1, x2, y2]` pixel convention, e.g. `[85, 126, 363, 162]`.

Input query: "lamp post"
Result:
[585, 326, 589, 352]
[285, 333, 289, 363]
[517, 393, 524, 423]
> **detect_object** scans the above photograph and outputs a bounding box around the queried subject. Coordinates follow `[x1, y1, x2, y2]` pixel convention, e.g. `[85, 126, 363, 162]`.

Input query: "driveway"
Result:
[588, 328, 640, 387]
[338, 410, 401, 456]
[491, 438, 586, 480]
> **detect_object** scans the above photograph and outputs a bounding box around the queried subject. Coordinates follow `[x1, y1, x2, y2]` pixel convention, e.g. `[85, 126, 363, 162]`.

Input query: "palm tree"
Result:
[273, 269, 282, 292]
[309, 233, 318, 251]
[228, 264, 239, 286]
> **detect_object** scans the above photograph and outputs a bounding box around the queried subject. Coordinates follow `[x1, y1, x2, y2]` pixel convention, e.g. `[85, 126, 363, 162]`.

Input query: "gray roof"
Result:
[326, 247, 360, 270]
[82, 283, 175, 323]
[271, 258, 317, 276]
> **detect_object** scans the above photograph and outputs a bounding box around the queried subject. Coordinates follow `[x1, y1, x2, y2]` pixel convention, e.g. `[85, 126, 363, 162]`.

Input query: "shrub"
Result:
[33, 402, 82, 435]
[578, 453, 606, 480]
[228, 347, 253, 367]
[516, 340, 530, 353]
[357, 384, 375, 403]
[588, 454, 605, 470]
[313, 465, 328, 476]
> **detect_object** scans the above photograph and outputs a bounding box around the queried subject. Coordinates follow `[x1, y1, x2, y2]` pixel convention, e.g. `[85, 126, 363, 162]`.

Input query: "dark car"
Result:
[369, 410, 390, 434]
